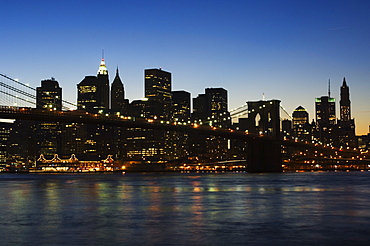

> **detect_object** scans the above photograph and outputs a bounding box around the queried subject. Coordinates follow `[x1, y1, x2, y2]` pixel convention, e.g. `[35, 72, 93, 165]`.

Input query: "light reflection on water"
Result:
[1, 172, 370, 245]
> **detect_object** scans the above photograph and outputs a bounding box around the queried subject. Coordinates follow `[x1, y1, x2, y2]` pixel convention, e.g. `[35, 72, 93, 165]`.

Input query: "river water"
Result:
[1, 171, 370, 245]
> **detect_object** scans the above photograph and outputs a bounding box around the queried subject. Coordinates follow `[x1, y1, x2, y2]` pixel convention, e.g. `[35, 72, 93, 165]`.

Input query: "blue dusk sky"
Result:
[1, 0, 370, 135]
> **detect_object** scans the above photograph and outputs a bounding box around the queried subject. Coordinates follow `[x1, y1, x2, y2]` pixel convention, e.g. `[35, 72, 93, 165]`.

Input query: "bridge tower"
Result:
[245, 100, 282, 172]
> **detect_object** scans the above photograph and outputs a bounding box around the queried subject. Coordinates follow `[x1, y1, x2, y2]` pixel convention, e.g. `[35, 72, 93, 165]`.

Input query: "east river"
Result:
[1, 171, 370, 245]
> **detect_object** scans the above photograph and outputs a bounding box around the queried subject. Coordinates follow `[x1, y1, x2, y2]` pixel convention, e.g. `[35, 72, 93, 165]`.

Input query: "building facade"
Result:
[77, 58, 110, 113]
[338, 78, 357, 147]
[292, 106, 312, 141]
[110, 68, 128, 114]
[315, 95, 338, 146]
[36, 78, 62, 111]
[144, 68, 172, 120]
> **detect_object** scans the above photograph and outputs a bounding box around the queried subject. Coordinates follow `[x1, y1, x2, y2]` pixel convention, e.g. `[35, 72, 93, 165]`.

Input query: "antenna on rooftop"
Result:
[328, 79, 331, 98]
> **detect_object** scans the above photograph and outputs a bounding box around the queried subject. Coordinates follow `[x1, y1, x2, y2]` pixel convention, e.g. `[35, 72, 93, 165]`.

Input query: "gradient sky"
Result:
[2, 0, 370, 135]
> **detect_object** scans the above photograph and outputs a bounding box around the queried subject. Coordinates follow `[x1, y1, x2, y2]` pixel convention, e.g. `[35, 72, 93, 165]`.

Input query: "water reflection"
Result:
[1, 172, 370, 245]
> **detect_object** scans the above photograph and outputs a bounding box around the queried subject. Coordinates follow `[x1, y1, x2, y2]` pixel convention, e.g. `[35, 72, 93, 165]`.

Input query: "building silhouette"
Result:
[145, 68, 172, 120]
[292, 106, 312, 141]
[35, 78, 63, 157]
[124, 68, 173, 161]
[190, 88, 231, 161]
[0, 122, 12, 167]
[338, 78, 357, 147]
[172, 90, 191, 122]
[77, 58, 110, 113]
[192, 88, 230, 128]
[110, 67, 128, 114]
[315, 83, 338, 146]
[36, 78, 62, 110]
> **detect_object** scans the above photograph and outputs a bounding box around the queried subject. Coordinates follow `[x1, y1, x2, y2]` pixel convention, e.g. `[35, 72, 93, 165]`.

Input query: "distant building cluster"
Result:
[0, 58, 368, 170]
[281, 78, 358, 149]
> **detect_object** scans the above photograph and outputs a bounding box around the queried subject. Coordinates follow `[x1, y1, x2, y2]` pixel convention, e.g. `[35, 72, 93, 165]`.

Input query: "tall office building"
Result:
[168, 91, 191, 160]
[190, 88, 231, 161]
[97, 58, 110, 110]
[292, 106, 312, 141]
[77, 58, 110, 113]
[192, 94, 206, 121]
[34, 78, 63, 157]
[206, 88, 230, 128]
[145, 68, 172, 120]
[172, 90, 191, 122]
[36, 78, 62, 110]
[111, 68, 128, 114]
[315, 82, 338, 146]
[192, 88, 230, 128]
[0, 122, 12, 166]
[340, 78, 351, 121]
[338, 78, 357, 147]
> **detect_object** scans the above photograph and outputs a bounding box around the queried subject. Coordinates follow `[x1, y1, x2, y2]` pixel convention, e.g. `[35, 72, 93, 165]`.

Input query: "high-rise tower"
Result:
[338, 77, 357, 147]
[111, 68, 126, 114]
[315, 81, 338, 146]
[36, 78, 62, 111]
[77, 58, 110, 113]
[33, 78, 63, 157]
[340, 77, 351, 121]
[292, 106, 311, 141]
[145, 68, 172, 119]
[97, 58, 110, 111]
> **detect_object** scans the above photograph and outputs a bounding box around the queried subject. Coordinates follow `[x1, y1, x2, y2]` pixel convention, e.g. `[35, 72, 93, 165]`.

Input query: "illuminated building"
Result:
[124, 68, 172, 161]
[337, 78, 357, 147]
[172, 90, 191, 122]
[190, 88, 231, 161]
[192, 88, 231, 128]
[145, 68, 172, 120]
[168, 91, 191, 159]
[77, 58, 110, 113]
[0, 122, 12, 167]
[34, 78, 63, 157]
[292, 106, 312, 141]
[315, 82, 338, 146]
[36, 78, 62, 110]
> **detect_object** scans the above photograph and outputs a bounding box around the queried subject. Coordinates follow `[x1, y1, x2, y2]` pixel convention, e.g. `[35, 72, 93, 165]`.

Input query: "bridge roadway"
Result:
[0, 106, 359, 172]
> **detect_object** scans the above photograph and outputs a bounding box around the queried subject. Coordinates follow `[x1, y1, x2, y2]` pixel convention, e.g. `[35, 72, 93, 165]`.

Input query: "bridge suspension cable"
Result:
[0, 73, 77, 110]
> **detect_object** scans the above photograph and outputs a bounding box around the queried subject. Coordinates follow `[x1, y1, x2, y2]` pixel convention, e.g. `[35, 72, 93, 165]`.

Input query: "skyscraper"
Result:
[36, 78, 62, 111]
[77, 58, 110, 113]
[97, 58, 110, 110]
[338, 78, 357, 147]
[315, 81, 338, 146]
[35, 78, 63, 157]
[0, 122, 12, 167]
[172, 90, 191, 122]
[111, 68, 127, 114]
[340, 77, 351, 121]
[292, 106, 311, 141]
[190, 88, 231, 161]
[145, 68, 172, 120]
[192, 88, 230, 128]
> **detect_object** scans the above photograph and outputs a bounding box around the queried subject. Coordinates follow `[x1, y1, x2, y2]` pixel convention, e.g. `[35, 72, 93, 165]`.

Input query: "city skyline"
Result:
[2, 0, 370, 135]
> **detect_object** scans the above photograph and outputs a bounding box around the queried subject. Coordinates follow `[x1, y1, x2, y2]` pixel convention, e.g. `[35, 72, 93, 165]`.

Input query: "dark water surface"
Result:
[1, 171, 370, 245]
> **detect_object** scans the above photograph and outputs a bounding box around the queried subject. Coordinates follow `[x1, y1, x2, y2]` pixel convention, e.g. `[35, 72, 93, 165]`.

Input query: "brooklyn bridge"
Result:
[0, 72, 368, 172]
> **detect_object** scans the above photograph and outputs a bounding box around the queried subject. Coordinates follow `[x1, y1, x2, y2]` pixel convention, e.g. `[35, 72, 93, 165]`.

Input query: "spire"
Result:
[328, 79, 331, 98]
[342, 77, 347, 87]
